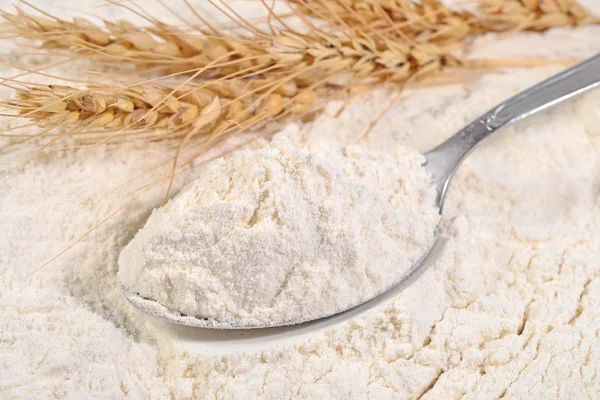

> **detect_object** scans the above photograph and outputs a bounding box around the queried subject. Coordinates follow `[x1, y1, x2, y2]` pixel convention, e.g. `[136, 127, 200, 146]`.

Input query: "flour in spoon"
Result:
[118, 136, 439, 326]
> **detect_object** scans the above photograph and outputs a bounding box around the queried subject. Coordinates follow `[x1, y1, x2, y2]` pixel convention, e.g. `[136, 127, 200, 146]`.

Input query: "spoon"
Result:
[123, 53, 600, 329]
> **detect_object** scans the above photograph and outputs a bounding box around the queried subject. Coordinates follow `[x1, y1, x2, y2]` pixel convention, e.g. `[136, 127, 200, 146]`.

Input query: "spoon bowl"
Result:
[123, 53, 600, 329]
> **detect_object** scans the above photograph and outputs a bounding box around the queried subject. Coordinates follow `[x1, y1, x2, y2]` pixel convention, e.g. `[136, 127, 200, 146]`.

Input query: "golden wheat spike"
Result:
[479, 0, 598, 31]
[3, 83, 246, 136]
[289, 0, 597, 42]
[0, 6, 274, 76]
[2, 17, 459, 130]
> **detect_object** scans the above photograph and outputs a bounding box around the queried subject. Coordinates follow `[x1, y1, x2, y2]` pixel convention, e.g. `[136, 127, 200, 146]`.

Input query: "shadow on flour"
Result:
[58, 202, 156, 340]
[140, 237, 450, 355]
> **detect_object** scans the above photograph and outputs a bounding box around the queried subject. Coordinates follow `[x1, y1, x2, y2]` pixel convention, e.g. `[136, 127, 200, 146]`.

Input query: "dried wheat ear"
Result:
[5, 1, 595, 61]
[480, 0, 597, 30]
[6, 82, 297, 133]
[0, 7, 260, 74]
[3, 24, 460, 133]
[0, 0, 595, 148]
[0, 3, 460, 75]
[291, 0, 597, 42]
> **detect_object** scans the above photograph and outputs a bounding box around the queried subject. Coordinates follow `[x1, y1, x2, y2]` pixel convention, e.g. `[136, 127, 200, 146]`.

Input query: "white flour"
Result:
[118, 137, 438, 327]
[2, 1, 600, 399]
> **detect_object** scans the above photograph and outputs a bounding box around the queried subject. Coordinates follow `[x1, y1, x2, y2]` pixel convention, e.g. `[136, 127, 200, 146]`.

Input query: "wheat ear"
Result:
[0, 5, 273, 76]
[479, 0, 598, 31]
[3, 21, 460, 133]
[2, 81, 303, 140]
[290, 0, 597, 42]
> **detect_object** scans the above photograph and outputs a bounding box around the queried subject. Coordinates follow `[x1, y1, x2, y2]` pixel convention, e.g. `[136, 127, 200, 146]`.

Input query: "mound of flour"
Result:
[118, 136, 439, 326]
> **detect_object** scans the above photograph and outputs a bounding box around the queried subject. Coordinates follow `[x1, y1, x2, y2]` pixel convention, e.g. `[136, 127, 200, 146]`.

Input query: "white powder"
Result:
[3, 1, 600, 399]
[118, 137, 439, 327]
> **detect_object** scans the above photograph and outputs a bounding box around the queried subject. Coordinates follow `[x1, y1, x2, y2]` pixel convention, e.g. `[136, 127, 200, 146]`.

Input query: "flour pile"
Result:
[118, 137, 439, 327]
[3, 1, 600, 399]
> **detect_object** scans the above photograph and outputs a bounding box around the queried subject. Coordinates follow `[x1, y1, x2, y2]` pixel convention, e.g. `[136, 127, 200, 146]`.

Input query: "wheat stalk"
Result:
[6, 0, 585, 84]
[291, 0, 474, 44]
[3, 24, 460, 132]
[1, 8, 199, 58]
[267, 29, 460, 82]
[290, 0, 597, 42]
[479, 0, 597, 30]
[1, 0, 469, 75]
[7, 0, 583, 159]
[0, 5, 455, 81]
[3, 80, 307, 141]
[5, 0, 589, 153]
[0, 5, 271, 76]
[3, 0, 594, 80]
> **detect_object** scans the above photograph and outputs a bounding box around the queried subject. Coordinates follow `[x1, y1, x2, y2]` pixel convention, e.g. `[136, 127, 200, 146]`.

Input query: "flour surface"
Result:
[2, 1, 600, 399]
[118, 137, 439, 326]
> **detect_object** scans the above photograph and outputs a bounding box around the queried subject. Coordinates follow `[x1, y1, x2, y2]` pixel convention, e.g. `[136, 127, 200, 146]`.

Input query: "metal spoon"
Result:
[123, 53, 600, 329]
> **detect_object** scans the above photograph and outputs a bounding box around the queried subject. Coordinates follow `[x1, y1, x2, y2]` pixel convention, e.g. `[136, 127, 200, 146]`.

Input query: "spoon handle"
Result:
[426, 53, 600, 208]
